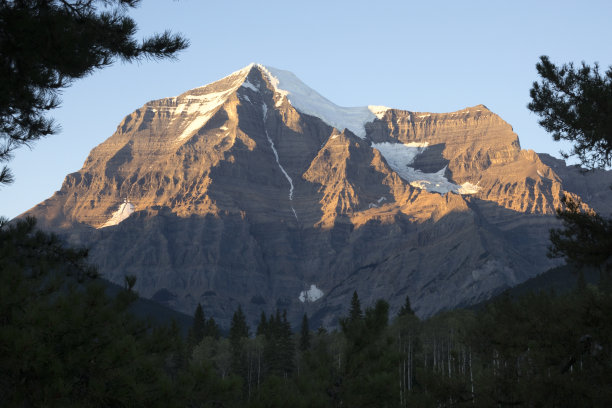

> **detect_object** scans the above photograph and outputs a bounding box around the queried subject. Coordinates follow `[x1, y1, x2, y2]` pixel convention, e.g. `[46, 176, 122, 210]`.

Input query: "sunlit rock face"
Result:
[23, 64, 612, 328]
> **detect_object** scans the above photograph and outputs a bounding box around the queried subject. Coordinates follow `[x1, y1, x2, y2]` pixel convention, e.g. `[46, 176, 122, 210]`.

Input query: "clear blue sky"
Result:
[3, 0, 612, 219]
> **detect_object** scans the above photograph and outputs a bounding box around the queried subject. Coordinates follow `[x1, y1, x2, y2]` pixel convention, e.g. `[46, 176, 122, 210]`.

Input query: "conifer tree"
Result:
[0, 218, 178, 406]
[366, 299, 390, 334]
[263, 311, 281, 376]
[279, 310, 295, 376]
[0, 0, 188, 185]
[547, 195, 612, 271]
[528, 56, 612, 169]
[256, 311, 268, 337]
[299, 313, 311, 351]
[229, 305, 249, 376]
[529, 56, 612, 273]
[398, 295, 416, 317]
[261, 310, 295, 378]
[349, 290, 363, 322]
[229, 305, 250, 342]
[190, 303, 206, 344]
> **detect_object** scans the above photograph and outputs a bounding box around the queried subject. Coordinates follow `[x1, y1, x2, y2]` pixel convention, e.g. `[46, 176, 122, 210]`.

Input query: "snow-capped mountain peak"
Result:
[257, 64, 387, 138]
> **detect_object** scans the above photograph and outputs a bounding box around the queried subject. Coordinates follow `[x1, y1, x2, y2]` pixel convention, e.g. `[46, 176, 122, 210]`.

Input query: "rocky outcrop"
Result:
[22, 64, 612, 329]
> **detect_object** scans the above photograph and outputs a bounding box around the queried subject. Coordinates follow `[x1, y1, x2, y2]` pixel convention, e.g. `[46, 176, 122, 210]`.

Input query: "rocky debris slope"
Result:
[23, 64, 612, 328]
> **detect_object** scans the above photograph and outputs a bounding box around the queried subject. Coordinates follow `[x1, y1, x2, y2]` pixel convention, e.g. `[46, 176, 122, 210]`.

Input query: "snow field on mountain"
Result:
[174, 90, 234, 141]
[299, 284, 324, 303]
[259, 65, 388, 138]
[372, 142, 480, 195]
[174, 66, 253, 141]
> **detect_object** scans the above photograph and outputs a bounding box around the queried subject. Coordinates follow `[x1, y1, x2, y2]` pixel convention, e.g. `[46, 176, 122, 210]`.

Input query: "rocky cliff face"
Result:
[23, 64, 612, 329]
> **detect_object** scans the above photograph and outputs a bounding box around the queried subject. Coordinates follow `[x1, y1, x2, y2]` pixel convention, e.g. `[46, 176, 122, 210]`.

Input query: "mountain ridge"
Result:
[21, 64, 612, 328]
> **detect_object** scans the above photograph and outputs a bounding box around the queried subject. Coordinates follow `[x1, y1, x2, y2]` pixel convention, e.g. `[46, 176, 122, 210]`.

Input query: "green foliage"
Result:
[249, 375, 304, 408]
[0, 0, 188, 185]
[468, 289, 612, 407]
[528, 55, 612, 169]
[262, 310, 295, 378]
[529, 55, 612, 279]
[4, 222, 612, 406]
[0, 218, 179, 406]
[183, 339, 242, 407]
[548, 195, 612, 271]
[398, 295, 416, 317]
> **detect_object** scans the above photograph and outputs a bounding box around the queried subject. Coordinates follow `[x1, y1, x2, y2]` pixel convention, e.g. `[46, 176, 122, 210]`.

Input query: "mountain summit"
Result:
[23, 64, 612, 328]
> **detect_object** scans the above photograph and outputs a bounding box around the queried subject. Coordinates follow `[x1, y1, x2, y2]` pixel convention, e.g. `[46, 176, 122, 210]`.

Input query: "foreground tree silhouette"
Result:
[0, 3, 190, 404]
[548, 195, 612, 272]
[0, 218, 180, 406]
[529, 56, 612, 273]
[0, 0, 188, 185]
[528, 55, 612, 169]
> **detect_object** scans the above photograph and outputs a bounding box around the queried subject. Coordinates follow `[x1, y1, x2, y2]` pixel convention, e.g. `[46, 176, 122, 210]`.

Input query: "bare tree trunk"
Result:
[448, 345, 451, 378]
[257, 347, 261, 390]
[408, 335, 412, 392]
[433, 338, 437, 372]
[399, 332, 403, 407]
[469, 347, 474, 405]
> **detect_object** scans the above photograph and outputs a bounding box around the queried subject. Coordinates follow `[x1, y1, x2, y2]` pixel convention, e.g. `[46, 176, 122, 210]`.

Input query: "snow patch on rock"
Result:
[173, 66, 252, 141]
[241, 78, 259, 92]
[100, 199, 135, 228]
[175, 89, 238, 141]
[369, 105, 390, 119]
[458, 182, 481, 194]
[299, 284, 324, 303]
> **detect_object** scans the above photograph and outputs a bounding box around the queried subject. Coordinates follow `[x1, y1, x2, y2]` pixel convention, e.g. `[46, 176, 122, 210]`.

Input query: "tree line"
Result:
[5, 223, 609, 408]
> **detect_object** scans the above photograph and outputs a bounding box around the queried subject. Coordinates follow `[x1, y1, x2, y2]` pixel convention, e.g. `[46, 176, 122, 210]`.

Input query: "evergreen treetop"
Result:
[229, 305, 249, 341]
[528, 55, 612, 169]
[0, 0, 188, 185]
[256, 311, 268, 337]
[190, 303, 205, 344]
[349, 290, 363, 322]
[398, 295, 416, 317]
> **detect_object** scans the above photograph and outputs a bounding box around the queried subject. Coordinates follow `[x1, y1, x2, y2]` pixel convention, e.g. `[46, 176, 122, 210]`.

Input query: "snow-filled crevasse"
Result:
[262, 103, 298, 221]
